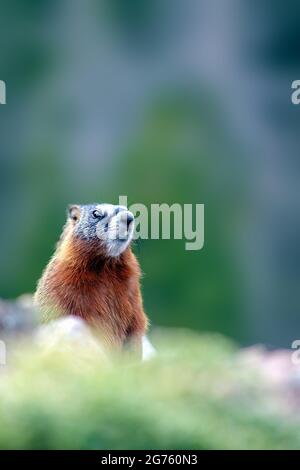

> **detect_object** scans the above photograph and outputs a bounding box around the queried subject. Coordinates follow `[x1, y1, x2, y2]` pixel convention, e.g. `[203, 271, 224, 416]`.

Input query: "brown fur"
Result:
[35, 218, 148, 352]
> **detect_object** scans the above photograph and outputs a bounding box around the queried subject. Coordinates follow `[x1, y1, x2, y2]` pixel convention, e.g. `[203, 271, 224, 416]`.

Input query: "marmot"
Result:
[34, 203, 148, 355]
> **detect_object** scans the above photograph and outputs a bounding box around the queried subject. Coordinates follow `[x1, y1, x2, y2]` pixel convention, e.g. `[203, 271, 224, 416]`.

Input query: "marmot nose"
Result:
[126, 213, 134, 229]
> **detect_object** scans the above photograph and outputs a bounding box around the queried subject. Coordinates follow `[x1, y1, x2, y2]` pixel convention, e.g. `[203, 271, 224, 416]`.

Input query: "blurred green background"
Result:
[0, 0, 299, 347]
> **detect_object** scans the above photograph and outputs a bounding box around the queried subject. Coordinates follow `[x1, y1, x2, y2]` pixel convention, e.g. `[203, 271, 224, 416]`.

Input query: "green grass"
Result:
[0, 329, 299, 450]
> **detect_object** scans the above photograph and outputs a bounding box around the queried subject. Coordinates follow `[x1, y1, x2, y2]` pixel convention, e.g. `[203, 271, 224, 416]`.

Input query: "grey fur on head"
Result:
[68, 203, 134, 257]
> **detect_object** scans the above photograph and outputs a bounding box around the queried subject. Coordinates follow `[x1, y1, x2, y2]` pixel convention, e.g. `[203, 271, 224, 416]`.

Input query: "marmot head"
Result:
[65, 203, 135, 258]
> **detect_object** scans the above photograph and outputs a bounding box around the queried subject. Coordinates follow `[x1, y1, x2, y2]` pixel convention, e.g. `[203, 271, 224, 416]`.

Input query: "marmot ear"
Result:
[67, 204, 81, 221]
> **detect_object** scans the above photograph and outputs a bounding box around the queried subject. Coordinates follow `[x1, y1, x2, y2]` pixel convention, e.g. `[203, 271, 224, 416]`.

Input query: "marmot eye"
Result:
[92, 210, 105, 219]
